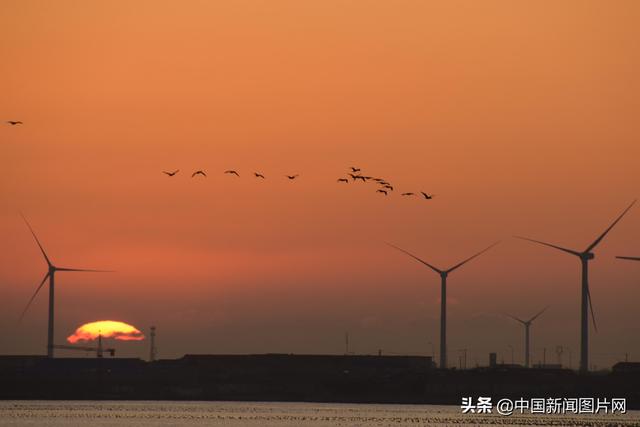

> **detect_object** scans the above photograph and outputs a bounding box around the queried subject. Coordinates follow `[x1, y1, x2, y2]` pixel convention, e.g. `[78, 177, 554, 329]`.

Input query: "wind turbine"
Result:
[504, 306, 548, 368]
[19, 215, 111, 358]
[515, 200, 636, 373]
[387, 241, 499, 369]
[616, 256, 640, 261]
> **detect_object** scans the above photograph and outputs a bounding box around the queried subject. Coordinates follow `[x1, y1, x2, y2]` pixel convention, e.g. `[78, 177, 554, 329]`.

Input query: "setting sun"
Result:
[67, 320, 145, 344]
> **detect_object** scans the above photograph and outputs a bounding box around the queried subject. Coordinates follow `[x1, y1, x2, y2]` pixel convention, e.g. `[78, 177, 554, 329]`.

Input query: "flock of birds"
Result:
[162, 166, 435, 200]
[5, 120, 434, 200]
[165, 169, 300, 180]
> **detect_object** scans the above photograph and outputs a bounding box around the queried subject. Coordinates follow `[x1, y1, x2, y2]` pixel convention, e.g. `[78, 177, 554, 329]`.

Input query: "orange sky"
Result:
[1, 1, 639, 368]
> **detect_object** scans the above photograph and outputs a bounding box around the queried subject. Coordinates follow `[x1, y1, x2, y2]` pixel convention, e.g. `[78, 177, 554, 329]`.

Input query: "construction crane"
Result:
[52, 335, 115, 358]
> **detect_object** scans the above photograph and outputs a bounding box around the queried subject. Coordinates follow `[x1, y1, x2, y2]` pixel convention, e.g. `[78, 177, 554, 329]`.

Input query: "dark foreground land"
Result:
[1, 355, 639, 408]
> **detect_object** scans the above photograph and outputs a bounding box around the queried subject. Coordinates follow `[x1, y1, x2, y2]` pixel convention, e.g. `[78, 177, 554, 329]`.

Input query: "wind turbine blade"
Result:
[514, 236, 580, 257]
[503, 313, 526, 325]
[18, 272, 50, 322]
[385, 243, 443, 275]
[446, 241, 500, 273]
[616, 256, 640, 261]
[20, 213, 52, 267]
[56, 268, 114, 273]
[585, 200, 636, 253]
[587, 287, 598, 332]
[528, 306, 549, 323]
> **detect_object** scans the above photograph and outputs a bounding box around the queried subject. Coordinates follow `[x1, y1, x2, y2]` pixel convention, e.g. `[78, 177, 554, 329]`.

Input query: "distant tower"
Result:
[97, 333, 104, 358]
[489, 352, 497, 368]
[345, 332, 349, 355]
[555, 345, 564, 366]
[149, 326, 157, 362]
[458, 349, 468, 370]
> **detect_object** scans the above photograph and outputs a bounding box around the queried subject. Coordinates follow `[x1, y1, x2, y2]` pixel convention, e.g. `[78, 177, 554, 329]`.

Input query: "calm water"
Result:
[0, 401, 638, 426]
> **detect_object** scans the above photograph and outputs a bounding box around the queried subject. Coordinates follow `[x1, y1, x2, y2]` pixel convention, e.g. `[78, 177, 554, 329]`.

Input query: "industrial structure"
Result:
[52, 334, 115, 358]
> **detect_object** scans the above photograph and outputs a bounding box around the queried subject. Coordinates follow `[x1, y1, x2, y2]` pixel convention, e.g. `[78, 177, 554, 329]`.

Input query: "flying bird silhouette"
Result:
[401, 192, 415, 196]
[286, 174, 299, 180]
[350, 167, 361, 172]
[192, 170, 207, 178]
[163, 170, 179, 177]
[376, 189, 388, 196]
[254, 172, 265, 179]
[337, 178, 349, 183]
[225, 170, 240, 176]
[6, 121, 23, 125]
[383, 185, 394, 191]
[421, 192, 434, 199]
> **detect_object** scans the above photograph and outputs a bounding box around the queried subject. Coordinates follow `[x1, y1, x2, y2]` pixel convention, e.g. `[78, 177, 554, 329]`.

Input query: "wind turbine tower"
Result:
[388, 241, 499, 369]
[505, 307, 548, 368]
[515, 200, 636, 373]
[19, 215, 111, 358]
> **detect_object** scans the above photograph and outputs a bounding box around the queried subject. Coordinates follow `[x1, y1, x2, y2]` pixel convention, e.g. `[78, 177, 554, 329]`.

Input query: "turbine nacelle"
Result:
[581, 252, 595, 261]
